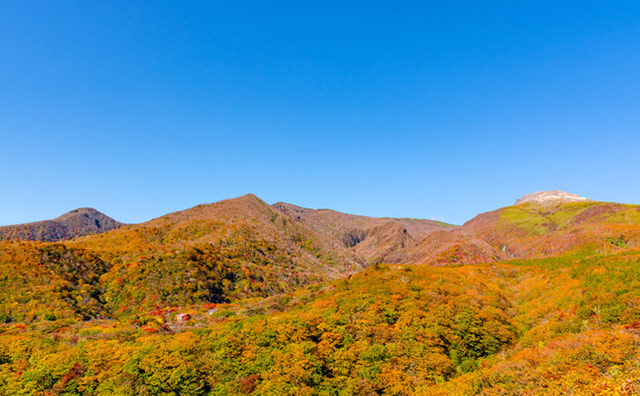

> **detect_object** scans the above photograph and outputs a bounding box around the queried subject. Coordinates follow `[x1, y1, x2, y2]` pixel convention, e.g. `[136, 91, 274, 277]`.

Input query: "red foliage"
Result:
[624, 321, 640, 329]
[53, 363, 85, 392]
[237, 374, 260, 394]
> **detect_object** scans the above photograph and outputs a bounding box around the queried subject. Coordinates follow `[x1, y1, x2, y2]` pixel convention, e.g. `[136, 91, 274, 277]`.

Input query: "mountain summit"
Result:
[514, 190, 592, 205]
[0, 207, 123, 242]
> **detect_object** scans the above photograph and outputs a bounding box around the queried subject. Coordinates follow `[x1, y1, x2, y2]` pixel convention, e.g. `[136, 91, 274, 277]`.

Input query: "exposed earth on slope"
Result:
[272, 202, 454, 264]
[514, 190, 592, 205]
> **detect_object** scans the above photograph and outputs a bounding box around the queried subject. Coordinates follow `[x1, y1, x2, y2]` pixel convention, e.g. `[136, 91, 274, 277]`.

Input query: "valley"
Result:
[1, 191, 639, 395]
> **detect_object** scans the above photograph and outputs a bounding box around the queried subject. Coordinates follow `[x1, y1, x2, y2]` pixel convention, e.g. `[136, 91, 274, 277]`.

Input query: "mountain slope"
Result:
[5, 190, 638, 322]
[464, 199, 640, 258]
[1, 191, 640, 395]
[390, 191, 640, 265]
[3, 252, 639, 395]
[0, 208, 123, 242]
[273, 202, 454, 264]
[0, 194, 366, 321]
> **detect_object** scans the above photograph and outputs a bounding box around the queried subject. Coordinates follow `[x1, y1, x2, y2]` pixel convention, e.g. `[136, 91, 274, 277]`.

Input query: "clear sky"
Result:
[1, 1, 639, 226]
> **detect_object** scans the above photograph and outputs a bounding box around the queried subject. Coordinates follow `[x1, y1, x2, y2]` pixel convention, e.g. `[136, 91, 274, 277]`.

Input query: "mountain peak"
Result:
[515, 190, 592, 205]
[235, 193, 265, 204]
[0, 207, 123, 242]
[54, 207, 108, 221]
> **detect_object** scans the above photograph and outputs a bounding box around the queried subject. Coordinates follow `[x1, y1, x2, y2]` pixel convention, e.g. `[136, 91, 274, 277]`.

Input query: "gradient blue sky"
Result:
[1, 1, 639, 226]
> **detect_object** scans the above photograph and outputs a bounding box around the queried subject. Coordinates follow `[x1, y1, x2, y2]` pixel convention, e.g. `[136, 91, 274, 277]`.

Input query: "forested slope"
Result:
[1, 193, 640, 395]
[0, 208, 123, 242]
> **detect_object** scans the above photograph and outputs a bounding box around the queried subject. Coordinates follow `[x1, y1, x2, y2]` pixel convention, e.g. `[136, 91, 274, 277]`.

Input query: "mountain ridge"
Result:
[2, 190, 640, 394]
[0, 207, 124, 242]
[272, 201, 454, 264]
[514, 190, 592, 205]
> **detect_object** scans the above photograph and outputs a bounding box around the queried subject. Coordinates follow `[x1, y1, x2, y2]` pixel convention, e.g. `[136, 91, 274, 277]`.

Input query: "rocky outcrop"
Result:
[515, 191, 592, 205]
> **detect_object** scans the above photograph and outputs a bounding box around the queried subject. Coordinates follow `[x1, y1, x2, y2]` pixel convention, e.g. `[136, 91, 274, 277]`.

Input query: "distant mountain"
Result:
[273, 202, 454, 264]
[0, 207, 124, 242]
[26, 194, 368, 318]
[514, 190, 592, 205]
[389, 190, 640, 265]
[2, 191, 638, 321]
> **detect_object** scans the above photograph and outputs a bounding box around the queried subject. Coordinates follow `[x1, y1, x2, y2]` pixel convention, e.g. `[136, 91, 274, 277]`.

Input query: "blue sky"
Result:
[1, 1, 639, 226]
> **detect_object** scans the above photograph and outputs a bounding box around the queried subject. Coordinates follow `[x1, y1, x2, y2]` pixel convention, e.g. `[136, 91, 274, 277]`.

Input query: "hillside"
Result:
[273, 202, 453, 264]
[0, 208, 124, 242]
[1, 251, 639, 395]
[463, 198, 640, 259]
[388, 191, 640, 265]
[1, 191, 640, 395]
[0, 194, 366, 322]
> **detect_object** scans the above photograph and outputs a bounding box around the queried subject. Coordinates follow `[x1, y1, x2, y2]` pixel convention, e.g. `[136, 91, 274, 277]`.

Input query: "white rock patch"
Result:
[515, 190, 592, 205]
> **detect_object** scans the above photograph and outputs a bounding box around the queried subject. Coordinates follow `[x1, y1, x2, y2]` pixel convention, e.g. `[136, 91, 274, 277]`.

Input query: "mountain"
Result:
[3, 236, 640, 395]
[514, 190, 593, 205]
[2, 191, 640, 395]
[0, 194, 367, 321]
[0, 207, 124, 242]
[2, 191, 638, 322]
[463, 191, 640, 258]
[272, 202, 454, 264]
[386, 190, 640, 265]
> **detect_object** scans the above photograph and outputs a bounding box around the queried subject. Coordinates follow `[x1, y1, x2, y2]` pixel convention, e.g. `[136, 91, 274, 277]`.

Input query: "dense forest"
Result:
[1, 194, 640, 395]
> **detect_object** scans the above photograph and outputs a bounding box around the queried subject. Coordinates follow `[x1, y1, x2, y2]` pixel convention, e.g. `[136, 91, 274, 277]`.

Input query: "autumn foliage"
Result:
[2, 196, 640, 395]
